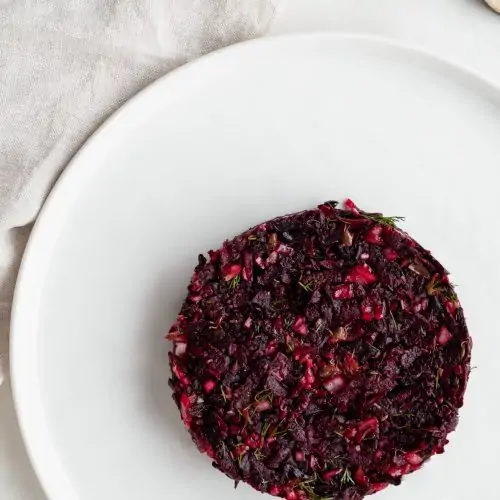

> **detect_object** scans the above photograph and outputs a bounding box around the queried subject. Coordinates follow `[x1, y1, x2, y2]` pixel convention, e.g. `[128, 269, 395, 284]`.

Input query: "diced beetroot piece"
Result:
[243, 317, 252, 329]
[344, 353, 360, 374]
[180, 392, 192, 429]
[293, 345, 315, 360]
[171, 358, 190, 387]
[361, 301, 374, 321]
[437, 326, 453, 346]
[245, 433, 263, 449]
[353, 467, 368, 487]
[232, 444, 248, 460]
[444, 299, 460, 316]
[404, 452, 423, 465]
[203, 379, 216, 394]
[303, 367, 315, 385]
[294, 450, 305, 462]
[322, 469, 343, 482]
[332, 284, 354, 299]
[267, 251, 278, 266]
[318, 203, 335, 216]
[255, 400, 272, 412]
[369, 483, 389, 493]
[383, 247, 399, 261]
[208, 249, 220, 263]
[254, 255, 266, 269]
[374, 302, 385, 320]
[222, 263, 242, 281]
[292, 315, 309, 336]
[276, 243, 293, 255]
[356, 417, 379, 442]
[265, 340, 278, 356]
[269, 485, 281, 496]
[323, 375, 346, 393]
[242, 252, 253, 282]
[365, 224, 384, 245]
[344, 199, 360, 214]
[346, 263, 377, 285]
[387, 466, 402, 478]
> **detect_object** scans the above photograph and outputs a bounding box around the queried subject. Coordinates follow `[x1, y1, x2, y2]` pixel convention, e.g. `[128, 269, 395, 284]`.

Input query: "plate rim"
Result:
[10, 32, 500, 500]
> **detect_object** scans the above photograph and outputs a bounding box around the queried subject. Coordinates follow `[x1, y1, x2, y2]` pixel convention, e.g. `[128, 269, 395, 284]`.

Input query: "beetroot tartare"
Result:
[167, 200, 472, 500]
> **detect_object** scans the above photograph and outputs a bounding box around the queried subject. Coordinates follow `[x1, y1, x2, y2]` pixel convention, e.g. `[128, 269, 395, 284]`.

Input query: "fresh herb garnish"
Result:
[340, 468, 355, 487]
[229, 275, 241, 289]
[298, 280, 315, 292]
[261, 421, 271, 438]
[364, 213, 405, 227]
[254, 390, 272, 403]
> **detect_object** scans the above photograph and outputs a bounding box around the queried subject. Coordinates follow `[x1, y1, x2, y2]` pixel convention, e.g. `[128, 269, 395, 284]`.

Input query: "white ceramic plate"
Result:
[11, 34, 500, 500]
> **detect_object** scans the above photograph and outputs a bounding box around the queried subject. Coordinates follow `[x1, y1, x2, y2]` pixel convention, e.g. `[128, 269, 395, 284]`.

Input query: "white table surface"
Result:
[1, 1, 498, 498]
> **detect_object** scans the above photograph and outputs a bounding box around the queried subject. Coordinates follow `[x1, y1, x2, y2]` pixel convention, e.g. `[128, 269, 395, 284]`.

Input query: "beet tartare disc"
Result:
[168, 200, 472, 500]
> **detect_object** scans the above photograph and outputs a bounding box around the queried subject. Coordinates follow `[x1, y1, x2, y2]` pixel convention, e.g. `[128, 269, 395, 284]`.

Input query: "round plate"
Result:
[11, 34, 500, 500]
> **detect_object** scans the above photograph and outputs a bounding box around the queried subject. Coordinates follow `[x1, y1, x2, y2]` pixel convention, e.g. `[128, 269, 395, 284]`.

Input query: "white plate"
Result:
[11, 34, 500, 500]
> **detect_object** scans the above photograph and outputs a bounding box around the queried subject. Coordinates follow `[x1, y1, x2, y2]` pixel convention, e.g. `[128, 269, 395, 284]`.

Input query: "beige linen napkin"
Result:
[0, 0, 281, 386]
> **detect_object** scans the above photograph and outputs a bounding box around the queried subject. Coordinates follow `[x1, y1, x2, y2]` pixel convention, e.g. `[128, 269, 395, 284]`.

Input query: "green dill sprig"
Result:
[340, 468, 355, 487]
[299, 280, 315, 292]
[271, 418, 288, 438]
[229, 275, 241, 289]
[261, 421, 271, 438]
[254, 389, 272, 403]
[364, 213, 405, 227]
[220, 386, 227, 403]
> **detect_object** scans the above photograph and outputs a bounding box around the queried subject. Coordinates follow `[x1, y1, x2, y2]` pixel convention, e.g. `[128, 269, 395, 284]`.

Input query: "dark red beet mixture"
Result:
[167, 200, 472, 500]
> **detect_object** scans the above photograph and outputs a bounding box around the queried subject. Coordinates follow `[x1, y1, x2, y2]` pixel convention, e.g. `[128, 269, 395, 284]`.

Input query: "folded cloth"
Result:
[0, 0, 280, 387]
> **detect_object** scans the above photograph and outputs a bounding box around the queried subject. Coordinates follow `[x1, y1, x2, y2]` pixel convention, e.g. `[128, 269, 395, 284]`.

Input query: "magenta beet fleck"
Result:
[167, 200, 472, 500]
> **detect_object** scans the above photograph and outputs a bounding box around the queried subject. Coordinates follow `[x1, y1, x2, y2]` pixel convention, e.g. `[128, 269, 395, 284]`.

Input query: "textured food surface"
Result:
[167, 200, 472, 500]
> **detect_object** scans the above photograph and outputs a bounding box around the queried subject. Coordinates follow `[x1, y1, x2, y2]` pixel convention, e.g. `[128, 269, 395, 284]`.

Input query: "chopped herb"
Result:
[299, 281, 313, 292]
[254, 389, 272, 403]
[261, 421, 271, 438]
[364, 213, 405, 227]
[340, 468, 354, 487]
[230, 275, 241, 289]
[272, 418, 288, 437]
[435, 368, 443, 392]
[220, 386, 227, 403]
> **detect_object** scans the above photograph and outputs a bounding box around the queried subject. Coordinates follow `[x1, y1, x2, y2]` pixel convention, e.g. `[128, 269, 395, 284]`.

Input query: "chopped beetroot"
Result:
[222, 263, 242, 281]
[292, 316, 309, 336]
[332, 284, 354, 300]
[168, 200, 472, 500]
[437, 326, 453, 346]
[323, 375, 347, 393]
[365, 225, 384, 245]
[346, 263, 377, 285]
